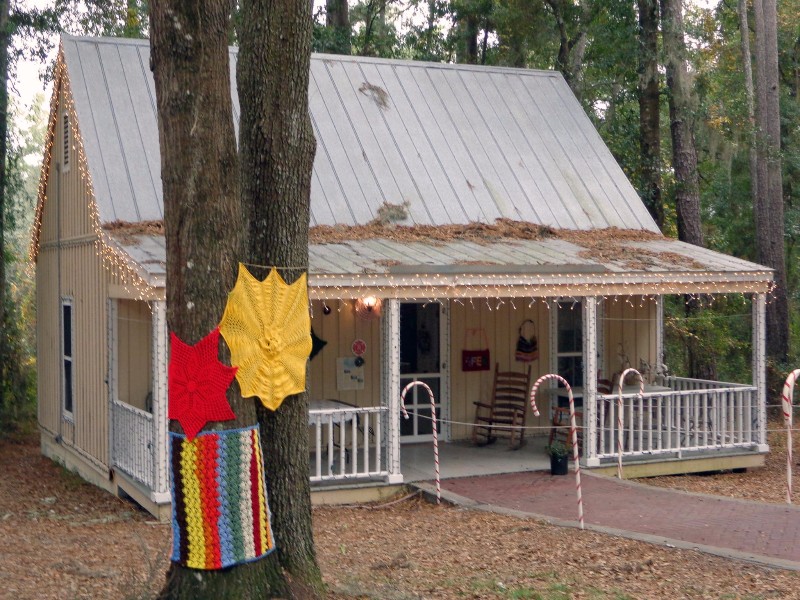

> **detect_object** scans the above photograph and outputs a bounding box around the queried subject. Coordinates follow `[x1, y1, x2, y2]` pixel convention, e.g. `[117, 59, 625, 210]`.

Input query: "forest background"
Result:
[0, 0, 798, 433]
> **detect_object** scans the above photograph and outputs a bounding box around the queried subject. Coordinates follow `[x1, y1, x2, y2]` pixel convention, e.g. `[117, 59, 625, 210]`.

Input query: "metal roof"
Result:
[109, 231, 773, 296]
[62, 35, 659, 232]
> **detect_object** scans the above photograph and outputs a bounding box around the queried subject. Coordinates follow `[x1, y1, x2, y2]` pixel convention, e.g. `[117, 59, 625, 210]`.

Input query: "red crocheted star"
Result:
[168, 327, 237, 440]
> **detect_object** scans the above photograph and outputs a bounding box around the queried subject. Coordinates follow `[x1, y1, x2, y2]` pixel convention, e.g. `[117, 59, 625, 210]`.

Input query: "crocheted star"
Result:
[168, 327, 237, 439]
[220, 264, 312, 410]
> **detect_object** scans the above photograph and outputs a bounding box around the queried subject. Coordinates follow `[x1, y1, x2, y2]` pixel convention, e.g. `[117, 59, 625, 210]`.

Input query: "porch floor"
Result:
[401, 436, 550, 482]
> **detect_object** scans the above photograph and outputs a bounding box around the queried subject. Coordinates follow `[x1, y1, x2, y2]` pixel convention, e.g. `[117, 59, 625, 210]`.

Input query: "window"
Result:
[62, 299, 74, 417]
[62, 113, 70, 172]
[555, 300, 584, 389]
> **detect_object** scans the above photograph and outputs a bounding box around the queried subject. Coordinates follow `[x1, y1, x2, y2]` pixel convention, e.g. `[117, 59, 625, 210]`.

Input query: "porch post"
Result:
[382, 299, 403, 483]
[655, 295, 664, 380]
[151, 300, 170, 500]
[583, 297, 599, 466]
[753, 292, 768, 450]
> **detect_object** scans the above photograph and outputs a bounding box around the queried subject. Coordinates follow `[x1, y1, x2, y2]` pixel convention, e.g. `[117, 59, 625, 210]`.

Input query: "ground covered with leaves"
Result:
[1, 425, 798, 599]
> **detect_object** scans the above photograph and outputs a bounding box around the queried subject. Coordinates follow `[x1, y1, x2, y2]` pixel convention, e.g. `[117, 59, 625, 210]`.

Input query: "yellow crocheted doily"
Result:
[220, 264, 312, 410]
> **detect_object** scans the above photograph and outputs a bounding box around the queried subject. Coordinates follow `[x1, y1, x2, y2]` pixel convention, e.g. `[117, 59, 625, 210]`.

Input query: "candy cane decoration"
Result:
[531, 374, 583, 529]
[401, 381, 440, 504]
[781, 370, 800, 504]
[615, 368, 644, 480]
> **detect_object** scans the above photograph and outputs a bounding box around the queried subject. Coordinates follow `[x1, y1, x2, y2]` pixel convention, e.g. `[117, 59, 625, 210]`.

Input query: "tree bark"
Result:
[660, 0, 702, 248]
[753, 0, 788, 361]
[325, 0, 350, 54]
[150, 1, 267, 597]
[237, 0, 323, 597]
[737, 0, 758, 219]
[0, 0, 9, 419]
[637, 0, 663, 228]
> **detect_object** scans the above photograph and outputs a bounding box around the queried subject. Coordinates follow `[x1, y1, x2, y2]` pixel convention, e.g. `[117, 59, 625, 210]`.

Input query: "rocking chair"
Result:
[472, 363, 533, 449]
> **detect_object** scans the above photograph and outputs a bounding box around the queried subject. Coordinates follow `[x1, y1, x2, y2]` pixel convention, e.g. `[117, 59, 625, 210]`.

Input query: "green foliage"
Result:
[663, 295, 753, 384]
[544, 440, 569, 458]
[1, 99, 42, 437]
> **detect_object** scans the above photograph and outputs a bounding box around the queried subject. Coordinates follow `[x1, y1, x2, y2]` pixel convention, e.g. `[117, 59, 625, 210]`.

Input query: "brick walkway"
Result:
[435, 471, 800, 570]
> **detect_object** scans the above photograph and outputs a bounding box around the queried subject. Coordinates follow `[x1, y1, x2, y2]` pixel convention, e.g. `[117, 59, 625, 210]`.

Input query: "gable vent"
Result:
[62, 112, 70, 172]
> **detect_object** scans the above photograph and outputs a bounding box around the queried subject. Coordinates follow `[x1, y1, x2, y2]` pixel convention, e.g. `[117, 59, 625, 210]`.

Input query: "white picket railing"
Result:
[309, 405, 388, 483]
[595, 378, 758, 460]
[111, 399, 155, 488]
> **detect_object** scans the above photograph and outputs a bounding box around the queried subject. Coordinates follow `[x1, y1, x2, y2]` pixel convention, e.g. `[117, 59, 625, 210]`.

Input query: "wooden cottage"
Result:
[33, 35, 773, 518]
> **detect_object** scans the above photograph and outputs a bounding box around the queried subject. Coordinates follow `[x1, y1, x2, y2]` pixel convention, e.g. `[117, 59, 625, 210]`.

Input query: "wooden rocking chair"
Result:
[472, 363, 532, 449]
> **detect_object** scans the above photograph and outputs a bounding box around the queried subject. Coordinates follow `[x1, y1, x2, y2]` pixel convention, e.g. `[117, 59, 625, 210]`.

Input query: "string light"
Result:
[29, 44, 156, 304]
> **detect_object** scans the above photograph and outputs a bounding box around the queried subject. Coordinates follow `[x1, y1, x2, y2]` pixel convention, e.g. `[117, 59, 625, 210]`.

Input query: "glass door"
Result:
[399, 302, 447, 443]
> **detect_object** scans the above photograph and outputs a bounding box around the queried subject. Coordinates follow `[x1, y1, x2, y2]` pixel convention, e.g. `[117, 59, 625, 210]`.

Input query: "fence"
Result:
[595, 377, 758, 459]
[309, 405, 388, 483]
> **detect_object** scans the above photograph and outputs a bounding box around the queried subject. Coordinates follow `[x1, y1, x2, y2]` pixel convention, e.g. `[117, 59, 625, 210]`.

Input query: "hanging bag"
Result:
[462, 328, 490, 372]
[515, 319, 539, 362]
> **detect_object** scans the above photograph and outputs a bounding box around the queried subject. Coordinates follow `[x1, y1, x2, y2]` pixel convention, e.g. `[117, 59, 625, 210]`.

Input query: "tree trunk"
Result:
[637, 0, 663, 228]
[661, 0, 711, 379]
[325, 0, 350, 54]
[0, 0, 9, 419]
[150, 1, 267, 597]
[753, 0, 788, 362]
[546, 0, 588, 99]
[464, 14, 479, 64]
[660, 0, 702, 248]
[237, 0, 323, 597]
[737, 0, 758, 220]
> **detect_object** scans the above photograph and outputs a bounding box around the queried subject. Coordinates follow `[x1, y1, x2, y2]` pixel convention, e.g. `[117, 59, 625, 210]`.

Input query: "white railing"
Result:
[309, 405, 388, 483]
[111, 399, 155, 488]
[595, 380, 758, 460]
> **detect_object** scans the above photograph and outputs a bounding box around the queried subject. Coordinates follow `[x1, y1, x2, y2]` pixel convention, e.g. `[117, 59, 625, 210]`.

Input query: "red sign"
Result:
[352, 339, 367, 356]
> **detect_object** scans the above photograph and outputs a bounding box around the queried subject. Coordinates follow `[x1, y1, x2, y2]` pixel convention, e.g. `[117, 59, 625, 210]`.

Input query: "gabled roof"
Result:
[35, 35, 772, 297]
[59, 34, 657, 232]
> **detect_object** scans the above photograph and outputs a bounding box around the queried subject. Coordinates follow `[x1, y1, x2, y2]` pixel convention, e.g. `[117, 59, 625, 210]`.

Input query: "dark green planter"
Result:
[550, 454, 569, 475]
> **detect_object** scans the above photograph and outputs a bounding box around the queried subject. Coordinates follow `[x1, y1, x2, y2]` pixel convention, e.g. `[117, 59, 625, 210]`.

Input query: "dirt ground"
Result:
[1, 422, 799, 600]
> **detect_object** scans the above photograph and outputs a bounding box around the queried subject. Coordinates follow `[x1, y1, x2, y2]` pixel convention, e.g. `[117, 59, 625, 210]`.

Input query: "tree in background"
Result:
[237, 0, 324, 596]
[753, 0, 789, 362]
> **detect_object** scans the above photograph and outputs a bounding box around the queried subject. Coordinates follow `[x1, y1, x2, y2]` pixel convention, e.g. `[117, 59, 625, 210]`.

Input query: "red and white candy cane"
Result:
[615, 368, 644, 480]
[401, 381, 440, 504]
[782, 370, 800, 504]
[531, 374, 584, 529]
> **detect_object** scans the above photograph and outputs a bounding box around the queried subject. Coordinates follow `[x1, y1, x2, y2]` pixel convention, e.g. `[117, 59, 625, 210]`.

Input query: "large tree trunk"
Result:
[237, 0, 323, 597]
[660, 0, 702, 247]
[637, 0, 663, 228]
[150, 1, 267, 597]
[0, 0, 9, 419]
[753, 0, 789, 361]
[737, 0, 758, 219]
[661, 0, 712, 379]
[325, 0, 350, 54]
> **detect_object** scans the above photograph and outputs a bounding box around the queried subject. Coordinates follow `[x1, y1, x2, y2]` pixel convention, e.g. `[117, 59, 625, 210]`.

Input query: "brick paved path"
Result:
[439, 471, 800, 568]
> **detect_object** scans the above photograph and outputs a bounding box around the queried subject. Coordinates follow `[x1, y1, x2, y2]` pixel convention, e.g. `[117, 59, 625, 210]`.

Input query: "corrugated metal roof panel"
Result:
[61, 35, 660, 232]
[108, 232, 770, 287]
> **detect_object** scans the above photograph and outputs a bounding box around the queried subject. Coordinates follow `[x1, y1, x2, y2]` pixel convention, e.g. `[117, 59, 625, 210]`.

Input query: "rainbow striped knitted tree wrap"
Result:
[169, 425, 275, 569]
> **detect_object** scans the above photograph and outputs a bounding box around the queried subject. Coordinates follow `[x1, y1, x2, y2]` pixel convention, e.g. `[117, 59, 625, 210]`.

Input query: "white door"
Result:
[399, 301, 448, 443]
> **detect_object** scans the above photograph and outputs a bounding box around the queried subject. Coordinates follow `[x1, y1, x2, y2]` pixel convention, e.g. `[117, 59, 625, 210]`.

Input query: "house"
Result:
[32, 35, 772, 518]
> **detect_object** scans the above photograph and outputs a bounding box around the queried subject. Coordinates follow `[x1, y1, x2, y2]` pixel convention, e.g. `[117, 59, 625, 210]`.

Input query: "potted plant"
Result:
[545, 440, 570, 475]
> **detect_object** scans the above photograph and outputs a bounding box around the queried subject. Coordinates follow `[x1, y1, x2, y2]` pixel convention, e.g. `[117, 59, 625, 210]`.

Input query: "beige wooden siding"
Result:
[37, 86, 112, 467]
[601, 296, 657, 381]
[448, 299, 551, 440]
[117, 300, 153, 410]
[308, 300, 382, 406]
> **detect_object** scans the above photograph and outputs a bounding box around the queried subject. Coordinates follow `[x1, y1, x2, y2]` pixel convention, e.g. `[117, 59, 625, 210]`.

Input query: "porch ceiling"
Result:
[110, 231, 773, 299]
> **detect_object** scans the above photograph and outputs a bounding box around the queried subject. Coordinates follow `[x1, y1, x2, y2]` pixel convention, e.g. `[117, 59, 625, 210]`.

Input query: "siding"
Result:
[308, 300, 382, 406]
[37, 84, 115, 468]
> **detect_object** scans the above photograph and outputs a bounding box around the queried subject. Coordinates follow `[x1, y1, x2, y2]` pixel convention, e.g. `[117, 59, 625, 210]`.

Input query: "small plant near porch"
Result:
[545, 440, 570, 475]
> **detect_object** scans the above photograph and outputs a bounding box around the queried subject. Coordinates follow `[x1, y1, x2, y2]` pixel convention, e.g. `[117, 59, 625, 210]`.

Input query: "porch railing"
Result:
[594, 378, 758, 460]
[111, 399, 155, 488]
[309, 405, 388, 483]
